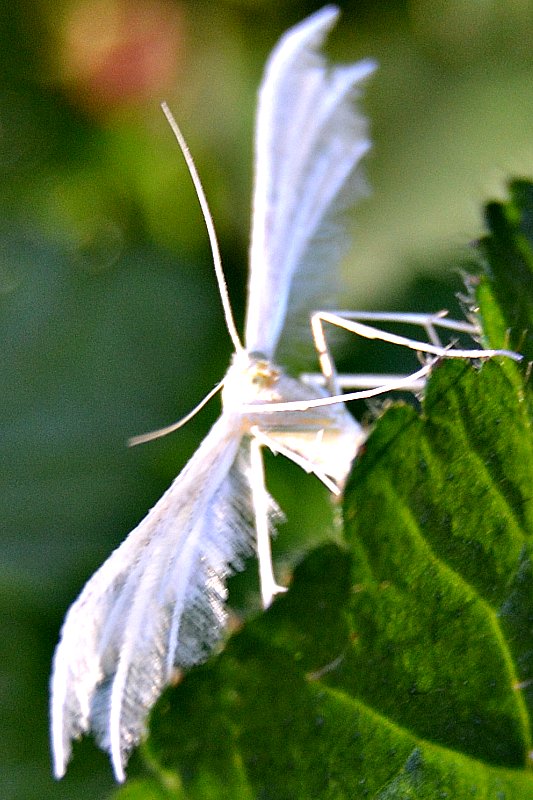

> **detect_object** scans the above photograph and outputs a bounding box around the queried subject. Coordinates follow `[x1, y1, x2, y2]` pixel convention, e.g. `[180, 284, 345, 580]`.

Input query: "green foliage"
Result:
[478, 179, 533, 362]
[109, 184, 533, 798]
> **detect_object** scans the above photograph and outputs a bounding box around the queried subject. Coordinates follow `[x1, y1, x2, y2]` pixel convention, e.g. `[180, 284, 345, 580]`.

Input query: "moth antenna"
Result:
[161, 101, 243, 354]
[128, 379, 225, 446]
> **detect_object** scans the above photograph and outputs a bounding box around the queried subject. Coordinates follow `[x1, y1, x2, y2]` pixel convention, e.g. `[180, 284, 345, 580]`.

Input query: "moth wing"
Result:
[51, 414, 257, 782]
[245, 6, 376, 363]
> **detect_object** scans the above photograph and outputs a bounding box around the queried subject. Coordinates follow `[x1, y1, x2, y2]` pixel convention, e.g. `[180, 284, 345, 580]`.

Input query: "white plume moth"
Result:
[50, 5, 521, 783]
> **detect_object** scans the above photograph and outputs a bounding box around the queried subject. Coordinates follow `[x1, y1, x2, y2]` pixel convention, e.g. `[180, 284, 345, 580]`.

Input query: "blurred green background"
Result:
[2, 1, 533, 798]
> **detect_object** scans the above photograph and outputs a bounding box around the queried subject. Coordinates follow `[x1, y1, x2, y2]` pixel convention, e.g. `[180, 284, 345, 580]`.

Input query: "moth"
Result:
[50, 5, 519, 783]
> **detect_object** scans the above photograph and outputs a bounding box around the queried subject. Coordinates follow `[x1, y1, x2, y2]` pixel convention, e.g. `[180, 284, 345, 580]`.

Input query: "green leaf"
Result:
[106, 356, 533, 798]
[477, 179, 533, 361]
[344, 360, 533, 770]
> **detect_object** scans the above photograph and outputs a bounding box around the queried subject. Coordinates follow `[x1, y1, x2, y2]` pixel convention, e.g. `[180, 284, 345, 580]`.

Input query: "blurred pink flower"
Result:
[59, 0, 185, 114]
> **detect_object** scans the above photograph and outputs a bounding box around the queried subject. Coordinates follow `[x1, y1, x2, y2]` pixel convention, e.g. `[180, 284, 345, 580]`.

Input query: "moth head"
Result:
[222, 351, 282, 411]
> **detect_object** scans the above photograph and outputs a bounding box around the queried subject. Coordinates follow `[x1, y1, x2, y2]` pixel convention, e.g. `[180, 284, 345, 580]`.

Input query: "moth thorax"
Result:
[222, 350, 282, 412]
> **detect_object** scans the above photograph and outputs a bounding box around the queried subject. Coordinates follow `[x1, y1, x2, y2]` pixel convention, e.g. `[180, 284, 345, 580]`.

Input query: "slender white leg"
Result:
[256, 308, 520, 410]
[310, 310, 520, 366]
[301, 372, 428, 392]
[307, 309, 442, 397]
[249, 436, 288, 608]
[251, 426, 340, 495]
[303, 309, 444, 398]
[309, 310, 341, 395]
[327, 309, 478, 343]
[302, 310, 521, 393]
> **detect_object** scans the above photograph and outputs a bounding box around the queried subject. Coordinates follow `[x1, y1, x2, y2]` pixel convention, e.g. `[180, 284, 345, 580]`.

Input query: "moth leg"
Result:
[306, 310, 520, 393]
[307, 309, 430, 397]
[251, 425, 340, 495]
[309, 308, 342, 396]
[249, 436, 288, 609]
[307, 309, 427, 395]
[305, 309, 442, 394]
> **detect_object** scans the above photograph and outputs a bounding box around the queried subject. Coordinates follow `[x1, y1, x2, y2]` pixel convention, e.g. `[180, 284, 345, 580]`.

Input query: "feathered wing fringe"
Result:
[246, 6, 376, 360]
[50, 415, 278, 781]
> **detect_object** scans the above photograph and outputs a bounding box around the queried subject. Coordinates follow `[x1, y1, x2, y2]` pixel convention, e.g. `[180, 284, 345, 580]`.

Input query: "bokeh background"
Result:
[2, 1, 533, 798]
